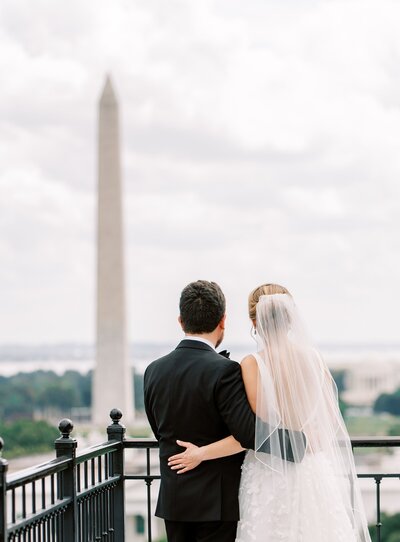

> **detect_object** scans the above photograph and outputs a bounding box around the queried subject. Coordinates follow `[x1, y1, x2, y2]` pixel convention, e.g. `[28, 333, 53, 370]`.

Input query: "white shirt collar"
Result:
[183, 335, 216, 351]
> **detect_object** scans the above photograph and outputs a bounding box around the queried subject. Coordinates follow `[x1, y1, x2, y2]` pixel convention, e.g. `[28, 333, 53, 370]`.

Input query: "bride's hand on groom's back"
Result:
[168, 440, 204, 474]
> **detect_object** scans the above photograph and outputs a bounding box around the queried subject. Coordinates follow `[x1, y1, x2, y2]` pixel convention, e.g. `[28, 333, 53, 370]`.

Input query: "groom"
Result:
[144, 280, 305, 542]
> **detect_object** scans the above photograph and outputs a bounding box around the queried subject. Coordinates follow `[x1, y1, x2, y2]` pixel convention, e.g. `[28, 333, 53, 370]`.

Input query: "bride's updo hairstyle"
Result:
[248, 283, 291, 321]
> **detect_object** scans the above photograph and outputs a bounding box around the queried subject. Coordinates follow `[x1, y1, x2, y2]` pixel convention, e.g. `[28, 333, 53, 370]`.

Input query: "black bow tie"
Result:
[218, 349, 230, 359]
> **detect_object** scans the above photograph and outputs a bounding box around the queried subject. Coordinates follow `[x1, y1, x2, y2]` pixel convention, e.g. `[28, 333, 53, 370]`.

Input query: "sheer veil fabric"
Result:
[252, 294, 371, 541]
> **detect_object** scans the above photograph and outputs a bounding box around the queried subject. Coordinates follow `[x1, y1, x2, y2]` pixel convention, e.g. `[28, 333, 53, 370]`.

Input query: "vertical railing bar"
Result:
[0, 445, 7, 542]
[376, 476, 382, 542]
[98, 456, 102, 484]
[111, 488, 114, 542]
[80, 499, 83, 542]
[56, 473, 61, 502]
[86, 498, 89, 541]
[22, 485, 27, 519]
[100, 490, 104, 539]
[93, 491, 98, 541]
[84, 461, 88, 490]
[105, 453, 109, 481]
[146, 447, 153, 542]
[32, 481, 36, 514]
[104, 489, 108, 538]
[77, 464, 81, 494]
[99, 491, 103, 540]
[50, 474, 55, 505]
[93, 493, 96, 540]
[91, 458, 95, 487]
[58, 512, 62, 541]
[79, 501, 82, 542]
[41, 478, 46, 510]
[96, 491, 100, 540]
[82, 500, 85, 542]
[106, 488, 111, 538]
[90, 494, 94, 540]
[103, 490, 107, 539]
[77, 499, 81, 542]
[12, 488, 16, 524]
[89, 494, 92, 541]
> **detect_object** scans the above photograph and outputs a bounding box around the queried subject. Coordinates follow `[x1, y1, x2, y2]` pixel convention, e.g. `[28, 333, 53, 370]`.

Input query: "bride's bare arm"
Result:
[168, 436, 244, 474]
[240, 355, 258, 413]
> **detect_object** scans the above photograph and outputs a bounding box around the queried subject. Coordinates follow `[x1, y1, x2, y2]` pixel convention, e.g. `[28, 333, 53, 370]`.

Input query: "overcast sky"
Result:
[1, 0, 400, 348]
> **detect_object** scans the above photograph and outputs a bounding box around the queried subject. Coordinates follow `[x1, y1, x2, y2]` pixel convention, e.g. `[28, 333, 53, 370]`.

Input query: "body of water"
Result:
[1, 342, 400, 376]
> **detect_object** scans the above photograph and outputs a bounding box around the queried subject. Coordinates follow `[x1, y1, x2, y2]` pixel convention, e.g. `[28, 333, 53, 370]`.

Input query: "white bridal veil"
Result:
[253, 294, 371, 541]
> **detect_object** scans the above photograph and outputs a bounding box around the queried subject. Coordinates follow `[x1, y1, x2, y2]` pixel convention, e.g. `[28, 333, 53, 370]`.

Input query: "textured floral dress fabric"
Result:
[236, 450, 358, 542]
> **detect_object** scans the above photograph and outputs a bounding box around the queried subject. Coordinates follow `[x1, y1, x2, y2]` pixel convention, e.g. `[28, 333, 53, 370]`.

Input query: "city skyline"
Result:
[1, 1, 400, 346]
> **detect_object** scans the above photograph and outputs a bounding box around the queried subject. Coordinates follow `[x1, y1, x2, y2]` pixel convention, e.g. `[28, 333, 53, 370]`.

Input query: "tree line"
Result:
[0, 369, 145, 458]
[0, 369, 144, 421]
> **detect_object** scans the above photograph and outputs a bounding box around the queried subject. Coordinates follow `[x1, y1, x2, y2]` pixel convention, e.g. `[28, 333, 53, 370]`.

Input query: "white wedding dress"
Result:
[236, 450, 358, 542]
[235, 295, 371, 542]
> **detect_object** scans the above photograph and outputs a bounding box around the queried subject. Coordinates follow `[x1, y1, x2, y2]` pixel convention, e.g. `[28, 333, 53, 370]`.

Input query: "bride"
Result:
[168, 283, 371, 541]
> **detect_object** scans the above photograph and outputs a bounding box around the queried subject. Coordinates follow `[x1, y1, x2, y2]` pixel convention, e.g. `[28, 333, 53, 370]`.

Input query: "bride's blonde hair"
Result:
[248, 283, 291, 321]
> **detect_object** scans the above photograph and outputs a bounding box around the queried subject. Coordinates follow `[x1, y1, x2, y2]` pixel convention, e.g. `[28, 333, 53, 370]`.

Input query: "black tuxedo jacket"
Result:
[144, 339, 305, 522]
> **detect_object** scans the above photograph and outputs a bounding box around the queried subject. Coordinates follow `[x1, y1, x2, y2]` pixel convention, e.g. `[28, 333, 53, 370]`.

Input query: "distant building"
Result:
[342, 361, 400, 406]
[324, 348, 400, 407]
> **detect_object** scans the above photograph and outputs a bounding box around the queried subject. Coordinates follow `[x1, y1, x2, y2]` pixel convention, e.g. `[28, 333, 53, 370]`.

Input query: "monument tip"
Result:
[100, 74, 117, 105]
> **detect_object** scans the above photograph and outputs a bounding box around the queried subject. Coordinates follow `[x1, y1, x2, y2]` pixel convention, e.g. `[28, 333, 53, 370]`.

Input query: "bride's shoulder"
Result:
[240, 353, 258, 368]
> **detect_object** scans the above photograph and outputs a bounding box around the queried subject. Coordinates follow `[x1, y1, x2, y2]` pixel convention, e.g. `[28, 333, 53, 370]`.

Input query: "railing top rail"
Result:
[5, 435, 400, 489]
[123, 438, 160, 449]
[6, 441, 121, 489]
[351, 436, 400, 447]
[75, 440, 121, 464]
[7, 455, 71, 488]
[122, 437, 400, 449]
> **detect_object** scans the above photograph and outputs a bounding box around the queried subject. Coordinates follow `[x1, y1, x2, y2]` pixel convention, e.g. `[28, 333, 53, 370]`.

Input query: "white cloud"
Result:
[0, 0, 399, 346]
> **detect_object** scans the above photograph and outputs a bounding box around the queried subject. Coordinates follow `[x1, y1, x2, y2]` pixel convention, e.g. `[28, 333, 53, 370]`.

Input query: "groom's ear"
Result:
[178, 315, 184, 331]
[219, 314, 226, 330]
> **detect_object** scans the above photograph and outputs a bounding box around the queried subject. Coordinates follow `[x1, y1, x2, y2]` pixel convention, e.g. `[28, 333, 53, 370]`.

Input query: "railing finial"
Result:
[107, 408, 126, 442]
[55, 419, 77, 459]
[58, 419, 74, 439]
[110, 408, 123, 424]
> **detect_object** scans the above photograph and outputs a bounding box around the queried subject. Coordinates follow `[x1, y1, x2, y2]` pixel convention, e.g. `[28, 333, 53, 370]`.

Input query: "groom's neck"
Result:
[184, 332, 217, 348]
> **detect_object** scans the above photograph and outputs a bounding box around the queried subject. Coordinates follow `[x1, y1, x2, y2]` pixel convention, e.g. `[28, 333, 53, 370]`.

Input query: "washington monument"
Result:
[92, 76, 134, 425]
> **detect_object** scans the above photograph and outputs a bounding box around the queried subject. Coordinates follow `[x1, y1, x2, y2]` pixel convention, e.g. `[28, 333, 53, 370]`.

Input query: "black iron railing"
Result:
[1, 413, 400, 542]
[0, 411, 127, 542]
[352, 436, 400, 542]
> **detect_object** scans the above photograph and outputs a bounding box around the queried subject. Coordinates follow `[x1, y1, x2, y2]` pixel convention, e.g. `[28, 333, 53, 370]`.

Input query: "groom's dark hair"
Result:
[179, 280, 226, 334]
